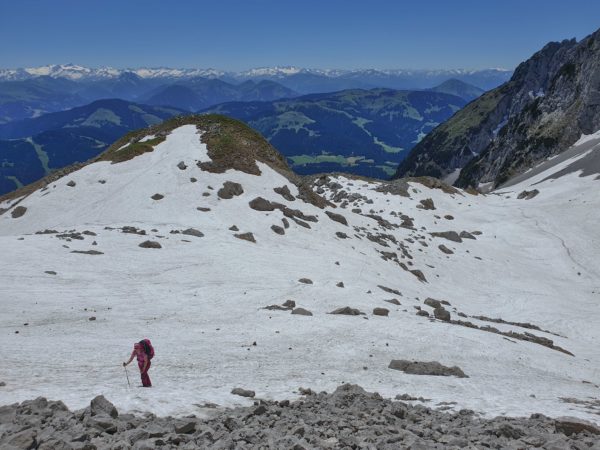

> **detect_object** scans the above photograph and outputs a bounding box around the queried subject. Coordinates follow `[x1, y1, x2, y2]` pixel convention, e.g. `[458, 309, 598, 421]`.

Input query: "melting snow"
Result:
[0, 125, 598, 423]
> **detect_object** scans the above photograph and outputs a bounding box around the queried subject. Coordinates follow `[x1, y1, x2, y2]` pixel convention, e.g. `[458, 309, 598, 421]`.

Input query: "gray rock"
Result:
[177, 161, 187, 170]
[434, 307, 451, 322]
[430, 231, 462, 242]
[174, 421, 196, 434]
[424, 298, 443, 309]
[90, 395, 118, 418]
[459, 231, 476, 240]
[271, 225, 285, 235]
[274, 185, 295, 201]
[67, 180, 76, 187]
[373, 308, 389, 317]
[517, 189, 540, 200]
[388, 360, 468, 378]
[5, 428, 37, 449]
[234, 232, 255, 243]
[438, 244, 454, 254]
[291, 308, 313, 316]
[385, 298, 401, 305]
[298, 278, 313, 284]
[416, 310, 430, 317]
[150, 193, 164, 200]
[325, 211, 348, 226]
[330, 307, 364, 316]
[217, 181, 244, 199]
[555, 417, 600, 436]
[418, 198, 435, 210]
[138, 240, 162, 249]
[181, 228, 204, 238]
[231, 388, 255, 398]
[248, 197, 276, 211]
[11, 206, 27, 218]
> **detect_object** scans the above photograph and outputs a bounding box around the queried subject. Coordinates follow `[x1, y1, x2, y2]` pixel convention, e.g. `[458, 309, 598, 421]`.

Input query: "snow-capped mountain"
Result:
[0, 64, 512, 90]
[0, 115, 598, 424]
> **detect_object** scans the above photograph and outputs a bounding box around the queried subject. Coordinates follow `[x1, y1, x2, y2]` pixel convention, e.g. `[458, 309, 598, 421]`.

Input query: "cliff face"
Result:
[394, 28, 600, 188]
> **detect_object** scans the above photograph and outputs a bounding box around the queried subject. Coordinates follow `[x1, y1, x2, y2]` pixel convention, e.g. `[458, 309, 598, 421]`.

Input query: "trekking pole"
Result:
[124, 365, 131, 388]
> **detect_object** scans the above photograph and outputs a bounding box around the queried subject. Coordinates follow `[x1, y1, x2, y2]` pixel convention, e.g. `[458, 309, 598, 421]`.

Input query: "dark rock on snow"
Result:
[389, 360, 468, 378]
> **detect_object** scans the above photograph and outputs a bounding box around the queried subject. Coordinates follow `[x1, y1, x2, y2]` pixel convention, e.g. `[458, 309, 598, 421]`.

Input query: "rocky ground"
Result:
[1, 385, 599, 450]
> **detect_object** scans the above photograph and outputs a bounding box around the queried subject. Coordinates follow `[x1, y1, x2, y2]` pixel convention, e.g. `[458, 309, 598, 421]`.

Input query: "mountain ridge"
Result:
[393, 28, 600, 188]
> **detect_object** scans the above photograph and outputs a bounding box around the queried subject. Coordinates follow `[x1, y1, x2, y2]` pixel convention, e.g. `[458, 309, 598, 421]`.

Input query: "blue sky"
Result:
[1, 0, 599, 70]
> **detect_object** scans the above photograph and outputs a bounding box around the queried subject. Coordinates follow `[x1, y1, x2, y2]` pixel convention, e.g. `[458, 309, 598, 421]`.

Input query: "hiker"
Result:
[123, 339, 154, 387]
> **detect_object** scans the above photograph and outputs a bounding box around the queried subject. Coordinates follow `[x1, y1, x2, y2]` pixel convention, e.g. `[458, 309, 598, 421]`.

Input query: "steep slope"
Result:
[203, 89, 467, 179]
[0, 99, 183, 194]
[394, 28, 600, 188]
[0, 117, 598, 424]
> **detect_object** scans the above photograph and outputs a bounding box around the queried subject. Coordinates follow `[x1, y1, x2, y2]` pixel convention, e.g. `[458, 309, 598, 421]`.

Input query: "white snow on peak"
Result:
[0, 125, 598, 423]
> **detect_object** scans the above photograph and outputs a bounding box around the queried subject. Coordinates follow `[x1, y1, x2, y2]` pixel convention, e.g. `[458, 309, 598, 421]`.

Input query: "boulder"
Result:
[388, 360, 468, 378]
[373, 308, 389, 317]
[424, 298, 443, 309]
[234, 232, 255, 243]
[90, 395, 118, 418]
[298, 278, 313, 284]
[291, 308, 313, 316]
[430, 231, 462, 242]
[418, 198, 435, 210]
[217, 181, 244, 199]
[416, 310, 430, 317]
[174, 421, 196, 434]
[151, 193, 164, 200]
[274, 185, 295, 201]
[181, 228, 204, 238]
[177, 161, 187, 170]
[438, 244, 454, 254]
[434, 307, 451, 322]
[5, 428, 37, 449]
[231, 388, 255, 398]
[271, 225, 285, 235]
[330, 307, 364, 316]
[325, 211, 348, 226]
[249, 197, 276, 211]
[67, 180, 76, 187]
[139, 240, 162, 249]
[460, 231, 476, 240]
[11, 206, 27, 218]
[555, 417, 600, 436]
[384, 299, 401, 306]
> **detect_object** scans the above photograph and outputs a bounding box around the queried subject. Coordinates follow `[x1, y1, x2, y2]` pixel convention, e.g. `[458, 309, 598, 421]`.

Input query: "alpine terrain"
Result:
[0, 99, 183, 195]
[394, 28, 600, 190]
[203, 88, 467, 179]
[0, 114, 598, 448]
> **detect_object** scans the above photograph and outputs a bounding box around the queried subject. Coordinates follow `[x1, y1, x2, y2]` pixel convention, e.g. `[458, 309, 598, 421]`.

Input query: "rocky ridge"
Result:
[394, 27, 600, 188]
[1, 385, 599, 450]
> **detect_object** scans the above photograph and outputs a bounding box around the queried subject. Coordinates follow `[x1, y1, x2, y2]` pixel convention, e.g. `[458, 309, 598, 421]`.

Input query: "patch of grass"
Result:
[98, 136, 166, 164]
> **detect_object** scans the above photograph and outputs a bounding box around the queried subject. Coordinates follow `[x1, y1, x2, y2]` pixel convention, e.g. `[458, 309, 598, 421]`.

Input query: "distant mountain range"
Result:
[203, 87, 467, 178]
[0, 64, 513, 86]
[0, 74, 299, 124]
[0, 99, 182, 194]
[394, 27, 600, 189]
[0, 79, 474, 193]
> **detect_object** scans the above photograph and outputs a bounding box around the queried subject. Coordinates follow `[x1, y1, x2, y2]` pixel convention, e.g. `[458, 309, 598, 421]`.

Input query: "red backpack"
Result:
[139, 339, 154, 360]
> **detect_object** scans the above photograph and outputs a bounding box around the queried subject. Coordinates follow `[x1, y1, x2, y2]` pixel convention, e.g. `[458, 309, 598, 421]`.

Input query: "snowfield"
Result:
[0, 124, 598, 423]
